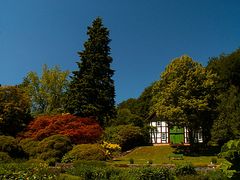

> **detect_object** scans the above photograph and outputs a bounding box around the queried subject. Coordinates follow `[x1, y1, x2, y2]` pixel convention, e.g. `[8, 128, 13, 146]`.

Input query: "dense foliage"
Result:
[20, 135, 72, 165]
[118, 83, 155, 120]
[208, 49, 240, 145]
[0, 162, 58, 179]
[62, 144, 106, 162]
[19, 138, 39, 158]
[0, 86, 31, 136]
[112, 108, 144, 127]
[114, 83, 155, 127]
[22, 64, 69, 116]
[67, 17, 115, 126]
[0, 161, 234, 180]
[210, 86, 240, 145]
[66, 161, 175, 180]
[22, 114, 102, 144]
[219, 139, 240, 171]
[151, 55, 217, 144]
[103, 125, 146, 151]
[0, 135, 25, 159]
[175, 163, 196, 176]
[207, 49, 240, 89]
[101, 141, 121, 158]
[37, 135, 72, 165]
[0, 152, 12, 163]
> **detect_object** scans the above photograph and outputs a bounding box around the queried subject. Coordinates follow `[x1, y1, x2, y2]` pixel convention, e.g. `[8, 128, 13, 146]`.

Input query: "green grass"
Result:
[112, 146, 225, 166]
[59, 174, 82, 180]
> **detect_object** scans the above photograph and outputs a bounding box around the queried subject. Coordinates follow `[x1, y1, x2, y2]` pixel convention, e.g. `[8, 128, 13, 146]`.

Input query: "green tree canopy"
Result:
[22, 64, 69, 115]
[110, 108, 143, 127]
[115, 82, 155, 126]
[118, 98, 139, 115]
[220, 139, 240, 171]
[208, 49, 240, 145]
[66, 17, 115, 126]
[0, 86, 31, 136]
[207, 48, 240, 89]
[151, 55, 217, 144]
[211, 86, 240, 145]
[137, 82, 155, 119]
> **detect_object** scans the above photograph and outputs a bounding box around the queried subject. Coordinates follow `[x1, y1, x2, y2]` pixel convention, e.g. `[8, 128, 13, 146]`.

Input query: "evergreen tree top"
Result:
[67, 17, 116, 126]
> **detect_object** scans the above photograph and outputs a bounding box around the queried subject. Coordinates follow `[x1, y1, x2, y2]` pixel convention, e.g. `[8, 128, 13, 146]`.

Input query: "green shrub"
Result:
[62, 144, 106, 163]
[20, 135, 73, 164]
[129, 158, 134, 164]
[19, 138, 39, 158]
[103, 125, 145, 151]
[37, 134, 72, 165]
[26, 158, 47, 165]
[205, 170, 229, 180]
[73, 160, 107, 167]
[101, 141, 121, 158]
[175, 163, 196, 176]
[176, 174, 208, 180]
[0, 162, 58, 179]
[148, 159, 153, 164]
[58, 174, 81, 180]
[0, 135, 25, 158]
[211, 157, 217, 164]
[66, 164, 175, 180]
[66, 161, 120, 180]
[218, 160, 236, 179]
[219, 139, 240, 171]
[131, 167, 174, 180]
[0, 152, 12, 163]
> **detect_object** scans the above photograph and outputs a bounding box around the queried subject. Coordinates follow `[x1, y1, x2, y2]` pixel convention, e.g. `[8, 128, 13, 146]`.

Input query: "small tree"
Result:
[22, 64, 69, 115]
[0, 86, 31, 136]
[22, 114, 102, 144]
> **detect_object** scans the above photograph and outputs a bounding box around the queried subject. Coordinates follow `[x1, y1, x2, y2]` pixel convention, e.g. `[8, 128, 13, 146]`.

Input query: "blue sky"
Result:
[0, 1, 240, 103]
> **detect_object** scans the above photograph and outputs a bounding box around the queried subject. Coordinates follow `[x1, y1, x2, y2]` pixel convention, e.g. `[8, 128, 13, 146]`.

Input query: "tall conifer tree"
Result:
[67, 17, 115, 126]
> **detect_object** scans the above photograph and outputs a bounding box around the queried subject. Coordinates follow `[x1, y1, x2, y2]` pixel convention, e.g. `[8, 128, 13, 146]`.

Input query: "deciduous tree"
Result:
[211, 86, 240, 145]
[115, 83, 155, 126]
[151, 55, 216, 144]
[22, 114, 102, 144]
[0, 86, 31, 136]
[208, 49, 240, 145]
[207, 49, 240, 89]
[23, 64, 69, 115]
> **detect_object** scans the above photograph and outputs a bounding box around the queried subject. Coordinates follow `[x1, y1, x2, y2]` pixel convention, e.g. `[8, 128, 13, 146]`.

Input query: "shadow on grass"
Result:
[171, 144, 221, 157]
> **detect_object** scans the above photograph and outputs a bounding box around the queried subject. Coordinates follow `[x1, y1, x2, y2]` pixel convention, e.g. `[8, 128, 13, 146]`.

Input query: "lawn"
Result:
[112, 145, 225, 166]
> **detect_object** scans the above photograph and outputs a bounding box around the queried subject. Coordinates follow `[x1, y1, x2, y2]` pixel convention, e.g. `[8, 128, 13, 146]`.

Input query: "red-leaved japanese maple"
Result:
[21, 114, 102, 144]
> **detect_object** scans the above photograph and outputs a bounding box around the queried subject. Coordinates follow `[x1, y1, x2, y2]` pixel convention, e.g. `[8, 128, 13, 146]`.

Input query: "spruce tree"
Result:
[67, 17, 115, 126]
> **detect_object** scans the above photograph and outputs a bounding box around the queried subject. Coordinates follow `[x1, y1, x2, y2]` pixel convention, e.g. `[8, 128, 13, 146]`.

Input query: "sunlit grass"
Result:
[112, 146, 225, 166]
[59, 174, 82, 180]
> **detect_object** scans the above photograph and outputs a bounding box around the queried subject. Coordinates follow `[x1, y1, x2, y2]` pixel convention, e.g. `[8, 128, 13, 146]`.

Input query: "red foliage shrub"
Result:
[21, 114, 102, 144]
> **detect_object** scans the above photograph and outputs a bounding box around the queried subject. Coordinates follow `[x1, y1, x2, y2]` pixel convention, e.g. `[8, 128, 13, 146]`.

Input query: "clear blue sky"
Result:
[0, 1, 240, 103]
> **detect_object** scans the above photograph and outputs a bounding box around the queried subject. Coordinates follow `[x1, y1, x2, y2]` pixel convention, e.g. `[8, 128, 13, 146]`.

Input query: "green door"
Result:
[170, 126, 184, 144]
[170, 133, 184, 144]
